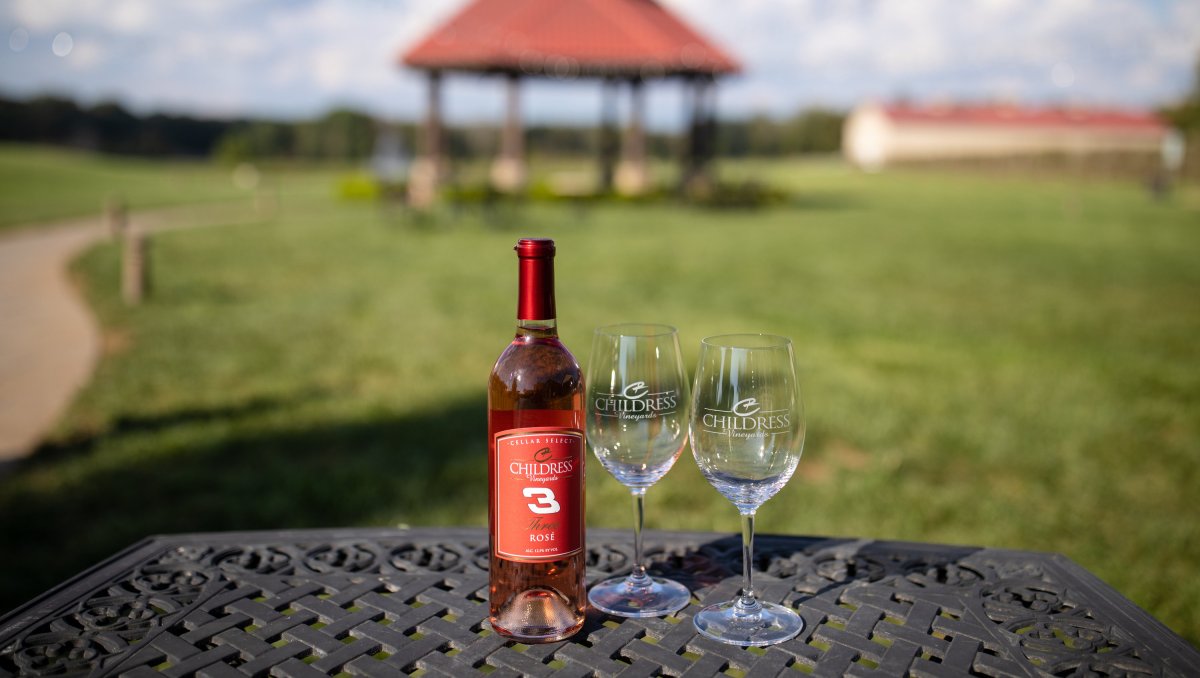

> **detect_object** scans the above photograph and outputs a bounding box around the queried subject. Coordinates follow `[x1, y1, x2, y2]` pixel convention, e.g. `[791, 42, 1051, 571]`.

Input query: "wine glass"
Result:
[586, 323, 692, 617]
[689, 333, 806, 646]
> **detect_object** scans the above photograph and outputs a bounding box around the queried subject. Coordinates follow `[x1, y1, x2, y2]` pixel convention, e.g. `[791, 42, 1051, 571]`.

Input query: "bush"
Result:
[336, 173, 381, 201]
[686, 180, 790, 209]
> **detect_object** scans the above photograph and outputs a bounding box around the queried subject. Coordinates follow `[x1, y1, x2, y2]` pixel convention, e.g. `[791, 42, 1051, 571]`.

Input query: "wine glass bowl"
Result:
[689, 333, 805, 646]
[586, 323, 692, 618]
[589, 324, 687, 488]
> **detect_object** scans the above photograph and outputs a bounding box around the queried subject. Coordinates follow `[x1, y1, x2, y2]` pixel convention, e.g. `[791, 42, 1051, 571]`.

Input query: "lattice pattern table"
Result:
[1, 528, 1196, 677]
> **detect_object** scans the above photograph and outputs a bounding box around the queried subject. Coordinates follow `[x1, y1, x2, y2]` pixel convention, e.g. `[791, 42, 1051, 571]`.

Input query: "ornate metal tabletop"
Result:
[1, 528, 1196, 677]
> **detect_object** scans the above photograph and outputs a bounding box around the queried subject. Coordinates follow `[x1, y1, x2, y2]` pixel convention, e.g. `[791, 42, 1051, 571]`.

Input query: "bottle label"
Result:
[494, 427, 584, 562]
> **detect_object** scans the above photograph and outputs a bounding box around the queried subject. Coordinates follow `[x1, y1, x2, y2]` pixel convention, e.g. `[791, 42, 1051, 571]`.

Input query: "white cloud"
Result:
[799, 21, 865, 68]
[0, 0, 1196, 123]
[65, 37, 106, 70]
[312, 48, 352, 91]
[8, 0, 81, 31]
[108, 0, 155, 33]
[224, 31, 267, 60]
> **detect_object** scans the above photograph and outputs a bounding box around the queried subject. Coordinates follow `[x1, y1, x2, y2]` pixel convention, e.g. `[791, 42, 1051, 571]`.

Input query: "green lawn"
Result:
[1, 146, 1198, 646]
[0, 144, 261, 229]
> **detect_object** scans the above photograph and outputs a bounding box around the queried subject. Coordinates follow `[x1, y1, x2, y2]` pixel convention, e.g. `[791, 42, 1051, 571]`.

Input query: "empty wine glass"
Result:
[586, 323, 692, 617]
[689, 333, 806, 646]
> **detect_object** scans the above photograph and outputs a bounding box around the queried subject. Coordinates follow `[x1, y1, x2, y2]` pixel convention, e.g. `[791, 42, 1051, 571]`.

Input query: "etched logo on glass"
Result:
[592, 381, 679, 421]
[701, 397, 791, 438]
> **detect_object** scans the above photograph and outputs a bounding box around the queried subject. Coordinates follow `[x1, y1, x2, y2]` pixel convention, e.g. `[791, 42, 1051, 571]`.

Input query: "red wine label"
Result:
[494, 427, 584, 562]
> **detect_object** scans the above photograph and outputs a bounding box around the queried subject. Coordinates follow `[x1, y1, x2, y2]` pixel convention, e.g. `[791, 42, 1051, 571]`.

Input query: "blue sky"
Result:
[1, 0, 1198, 130]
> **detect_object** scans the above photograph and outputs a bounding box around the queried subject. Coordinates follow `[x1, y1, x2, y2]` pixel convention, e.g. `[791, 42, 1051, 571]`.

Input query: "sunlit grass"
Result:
[0, 144, 334, 229]
[0, 147, 1197, 646]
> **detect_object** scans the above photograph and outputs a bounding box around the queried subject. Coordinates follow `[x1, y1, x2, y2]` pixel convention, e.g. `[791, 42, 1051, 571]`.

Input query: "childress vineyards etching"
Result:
[700, 397, 792, 438]
[592, 381, 679, 421]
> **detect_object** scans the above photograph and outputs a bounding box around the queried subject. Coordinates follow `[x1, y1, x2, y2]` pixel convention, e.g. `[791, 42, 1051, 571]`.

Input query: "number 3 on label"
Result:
[523, 487, 561, 514]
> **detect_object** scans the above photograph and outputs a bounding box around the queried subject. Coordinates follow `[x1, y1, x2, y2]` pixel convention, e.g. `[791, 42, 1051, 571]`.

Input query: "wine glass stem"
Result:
[738, 509, 760, 612]
[630, 488, 649, 585]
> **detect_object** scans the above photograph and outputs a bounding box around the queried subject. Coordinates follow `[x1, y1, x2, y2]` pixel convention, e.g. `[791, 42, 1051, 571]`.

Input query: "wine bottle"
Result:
[487, 238, 586, 642]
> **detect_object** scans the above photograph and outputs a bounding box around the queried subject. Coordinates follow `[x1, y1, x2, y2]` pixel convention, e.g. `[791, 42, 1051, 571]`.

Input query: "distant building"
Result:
[843, 102, 1170, 171]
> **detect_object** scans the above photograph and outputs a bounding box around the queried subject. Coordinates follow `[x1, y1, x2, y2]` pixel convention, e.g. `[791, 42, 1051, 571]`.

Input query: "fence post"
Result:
[122, 227, 149, 306]
[104, 195, 127, 240]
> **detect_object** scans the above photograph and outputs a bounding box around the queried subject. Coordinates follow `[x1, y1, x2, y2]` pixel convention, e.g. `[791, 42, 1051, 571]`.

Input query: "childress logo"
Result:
[622, 381, 650, 399]
[702, 397, 790, 438]
[509, 444, 575, 478]
[732, 397, 760, 417]
[594, 381, 678, 420]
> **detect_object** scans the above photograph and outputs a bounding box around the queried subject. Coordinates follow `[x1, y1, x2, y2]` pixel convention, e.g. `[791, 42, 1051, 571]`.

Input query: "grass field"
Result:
[0, 145, 1197, 645]
[0, 144, 259, 230]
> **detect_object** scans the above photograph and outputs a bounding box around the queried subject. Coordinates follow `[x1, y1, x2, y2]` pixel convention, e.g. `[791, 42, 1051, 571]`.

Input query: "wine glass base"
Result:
[588, 575, 691, 618]
[692, 600, 804, 647]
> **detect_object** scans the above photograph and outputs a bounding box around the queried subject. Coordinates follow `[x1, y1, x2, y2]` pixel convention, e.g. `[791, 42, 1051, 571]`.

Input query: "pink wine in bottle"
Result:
[487, 238, 586, 642]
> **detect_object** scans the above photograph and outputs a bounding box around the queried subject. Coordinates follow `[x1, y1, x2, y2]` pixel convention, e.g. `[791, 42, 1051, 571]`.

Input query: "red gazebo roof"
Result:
[401, 0, 741, 78]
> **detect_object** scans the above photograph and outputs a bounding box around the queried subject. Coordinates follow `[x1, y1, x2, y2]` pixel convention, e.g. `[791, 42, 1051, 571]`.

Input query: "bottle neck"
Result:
[517, 252, 556, 333]
[517, 318, 558, 338]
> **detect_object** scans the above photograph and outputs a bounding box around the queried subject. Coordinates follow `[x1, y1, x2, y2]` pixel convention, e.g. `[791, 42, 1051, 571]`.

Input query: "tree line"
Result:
[0, 94, 846, 162]
[0, 96, 380, 161]
[1161, 58, 1200, 140]
[0, 95, 229, 156]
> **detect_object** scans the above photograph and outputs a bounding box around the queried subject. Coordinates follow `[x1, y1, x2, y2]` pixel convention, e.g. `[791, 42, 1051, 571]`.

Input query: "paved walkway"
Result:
[0, 203, 260, 461]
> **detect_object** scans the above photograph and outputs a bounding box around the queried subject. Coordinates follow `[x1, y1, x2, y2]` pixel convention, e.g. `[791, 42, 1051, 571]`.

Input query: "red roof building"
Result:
[397, 0, 740, 203]
[402, 0, 740, 77]
[844, 102, 1171, 171]
[880, 104, 1165, 132]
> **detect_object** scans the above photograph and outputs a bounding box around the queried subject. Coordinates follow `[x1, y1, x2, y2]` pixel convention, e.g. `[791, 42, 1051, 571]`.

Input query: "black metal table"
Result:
[1, 528, 1196, 677]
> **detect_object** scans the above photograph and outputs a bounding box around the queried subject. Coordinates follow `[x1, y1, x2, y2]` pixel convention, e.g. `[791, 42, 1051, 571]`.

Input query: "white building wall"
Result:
[843, 103, 1168, 170]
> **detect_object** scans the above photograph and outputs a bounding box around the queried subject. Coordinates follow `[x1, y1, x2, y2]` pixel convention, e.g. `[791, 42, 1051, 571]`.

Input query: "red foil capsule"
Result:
[515, 238, 556, 321]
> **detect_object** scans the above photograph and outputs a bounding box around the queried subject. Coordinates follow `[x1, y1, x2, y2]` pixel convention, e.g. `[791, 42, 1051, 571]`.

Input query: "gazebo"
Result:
[399, 0, 740, 205]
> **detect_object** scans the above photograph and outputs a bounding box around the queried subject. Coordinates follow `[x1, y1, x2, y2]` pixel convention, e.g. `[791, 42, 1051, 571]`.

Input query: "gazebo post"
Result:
[491, 72, 526, 192]
[408, 69, 443, 208]
[682, 75, 716, 194]
[681, 75, 699, 192]
[700, 75, 716, 180]
[598, 77, 619, 193]
[616, 77, 648, 195]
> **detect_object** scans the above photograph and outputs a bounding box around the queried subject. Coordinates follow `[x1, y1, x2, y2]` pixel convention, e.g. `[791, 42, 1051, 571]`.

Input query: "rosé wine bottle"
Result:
[487, 238, 586, 642]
